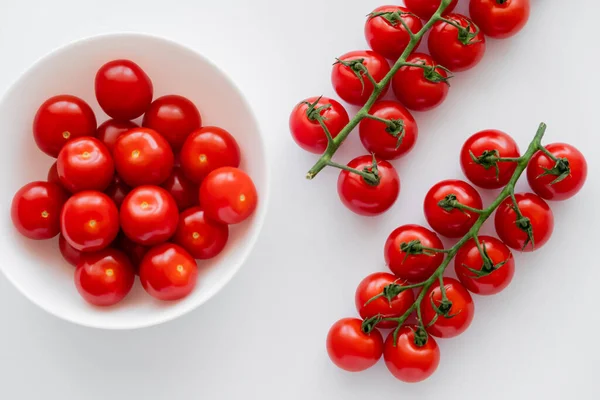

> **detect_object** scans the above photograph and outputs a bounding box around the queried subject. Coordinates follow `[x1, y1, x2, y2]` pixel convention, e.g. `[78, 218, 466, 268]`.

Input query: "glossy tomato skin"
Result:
[33, 95, 97, 158]
[455, 236, 515, 295]
[74, 248, 135, 306]
[95, 59, 153, 120]
[428, 13, 486, 72]
[120, 186, 179, 246]
[392, 53, 449, 111]
[104, 174, 131, 208]
[405, 0, 458, 20]
[326, 318, 384, 372]
[11, 181, 69, 240]
[139, 243, 198, 301]
[59, 234, 85, 266]
[57, 137, 114, 193]
[331, 50, 390, 106]
[527, 143, 588, 201]
[461, 130, 520, 189]
[47, 162, 63, 188]
[365, 6, 423, 60]
[113, 127, 174, 187]
[421, 277, 475, 338]
[161, 167, 199, 211]
[384, 326, 440, 383]
[424, 180, 483, 238]
[97, 119, 138, 153]
[469, 0, 530, 39]
[173, 207, 229, 259]
[359, 100, 418, 160]
[116, 233, 148, 272]
[337, 155, 400, 216]
[384, 224, 445, 283]
[142, 95, 202, 151]
[495, 193, 554, 252]
[199, 167, 258, 224]
[355, 272, 415, 329]
[180, 126, 241, 184]
[60, 191, 120, 252]
[289, 97, 350, 154]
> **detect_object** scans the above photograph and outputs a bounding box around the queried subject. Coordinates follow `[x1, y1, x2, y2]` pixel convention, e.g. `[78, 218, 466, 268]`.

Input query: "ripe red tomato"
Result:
[199, 167, 258, 225]
[424, 180, 483, 238]
[428, 13, 486, 72]
[47, 162, 62, 188]
[59, 234, 85, 266]
[494, 193, 554, 251]
[527, 143, 587, 201]
[60, 191, 120, 252]
[57, 137, 114, 193]
[180, 126, 241, 184]
[469, 0, 530, 39]
[337, 155, 400, 216]
[460, 130, 520, 189]
[116, 233, 148, 272]
[11, 181, 69, 240]
[355, 272, 415, 329]
[420, 277, 475, 338]
[97, 119, 138, 153]
[161, 167, 199, 211]
[104, 174, 131, 208]
[120, 186, 179, 246]
[364, 6, 423, 60]
[33, 95, 97, 158]
[331, 50, 390, 106]
[404, 0, 458, 20]
[359, 100, 418, 160]
[383, 326, 440, 383]
[289, 97, 350, 154]
[455, 236, 515, 295]
[326, 318, 384, 372]
[173, 207, 229, 259]
[74, 248, 135, 306]
[113, 127, 174, 187]
[384, 224, 444, 283]
[139, 243, 198, 301]
[95, 59, 153, 120]
[142, 95, 202, 151]
[392, 53, 449, 111]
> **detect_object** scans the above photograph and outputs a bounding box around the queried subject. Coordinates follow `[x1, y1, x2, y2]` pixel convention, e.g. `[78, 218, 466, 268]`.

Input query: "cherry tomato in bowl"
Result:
[331, 50, 390, 106]
[173, 207, 229, 259]
[97, 119, 138, 153]
[57, 137, 114, 193]
[364, 6, 423, 60]
[161, 167, 199, 211]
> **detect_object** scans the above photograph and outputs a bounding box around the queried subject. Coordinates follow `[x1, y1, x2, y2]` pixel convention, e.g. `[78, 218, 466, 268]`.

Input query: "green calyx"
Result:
[537, 157, 571, 185]
[335, 58, 369, 94]
[362, 154, 381, 186]
[470, 149, 501, 181]
[443, 17, 482, 46]
[385, 119, 406, 149]
[303, 96, 331, 122]
[361, 314, 382, 334]
[410, 326, 429, 347]
[463, 241, 508, 279]
[368, 10, 417, 28]
[438, 193, 460, 212]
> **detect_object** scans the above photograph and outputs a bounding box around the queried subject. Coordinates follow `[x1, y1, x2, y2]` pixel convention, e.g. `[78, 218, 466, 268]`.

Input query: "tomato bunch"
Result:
[11, 59, 258, 307]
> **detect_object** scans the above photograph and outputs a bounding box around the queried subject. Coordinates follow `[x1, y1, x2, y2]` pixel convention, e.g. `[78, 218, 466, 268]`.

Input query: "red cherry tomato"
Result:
[11, 181, 68, 240]
[95, 59, 153, 120]
[326, 318, 384, 372]
[355, 272, 415, 329]
[383, 326, 440, 383]
[359, 100, 418, 160]
[289, 97, 350, 154]
[173, 207, 229, 259]
[59, 234, 85, 266]
[139, 243, 198, 301]
[337, 155, 400, 216]
[392, 53, 449, 111]
[161, 167, 199, 211]
[180, 126, 241, 184]
[142, 95, 202, 151]
[404, 0, 458, 20]
[527, 143, 588, 201]
[199, 167, 258, 225]
[60, 191, 120, 252]
[47, 162, 63, 188]
[74, 248, 135, 306]
[33, 95, 97, 158]
[364, 6, 423, 60]
[113, 127, 174, 187]
[104, 174, 131, 208]
[331, 50, 390, 106]
[469, 0, 530, 39]
[57, 137, 114, 193]
[116, 233, 148, 272]
[97, 119, 138, 153]
[455, 236, 515, 295]
[420, 277, 475, 338]
[384, 224, 444, 283]
[428, 13, 486, 72]
[494, 193, 554, 252]
[460, 130, 520, 189]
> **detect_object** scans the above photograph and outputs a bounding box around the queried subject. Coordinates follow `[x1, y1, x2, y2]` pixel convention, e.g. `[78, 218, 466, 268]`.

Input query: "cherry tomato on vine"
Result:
[428, 13, 486, 72]
[359, 100, 418, 160]
[104, 174, 131, 208]
[57, 137, 114, 193]
[173, 207, 229, 260]
[161, 167, 199, 211]
[526, 143, 587, 201]
[364, 6, 423, 60]
[47, 162, 62, 188]
[404, 0, 458, 20]
[97, 119, 138, 153]
[469, 0, 530, 39]
[460, 129, 520, 189]
[326, 318, 384, 372]
[331, 50, 390, 106]
[384, 326, 440, 383]
[116, 233, 148, 271]
[59, 234, 85, 267]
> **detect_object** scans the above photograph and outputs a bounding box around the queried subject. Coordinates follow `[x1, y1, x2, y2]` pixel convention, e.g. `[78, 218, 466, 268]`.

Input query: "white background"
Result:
[0, 0, 598, 399]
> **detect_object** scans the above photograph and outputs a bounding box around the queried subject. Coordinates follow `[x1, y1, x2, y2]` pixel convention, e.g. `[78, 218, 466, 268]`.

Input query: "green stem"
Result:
[326, 161, 379, 185]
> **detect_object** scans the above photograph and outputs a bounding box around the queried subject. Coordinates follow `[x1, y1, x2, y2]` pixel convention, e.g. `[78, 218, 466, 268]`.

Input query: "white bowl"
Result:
[0, 33, 269, 329]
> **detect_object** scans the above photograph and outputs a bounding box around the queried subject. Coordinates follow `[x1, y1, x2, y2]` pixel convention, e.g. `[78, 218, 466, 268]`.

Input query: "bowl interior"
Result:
[0, 33, 268, 329]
